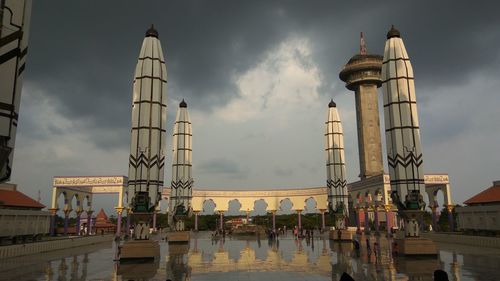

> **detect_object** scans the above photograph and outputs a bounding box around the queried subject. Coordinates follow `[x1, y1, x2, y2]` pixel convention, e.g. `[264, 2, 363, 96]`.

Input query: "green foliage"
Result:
[437, 206, 458, 232]
[153, 211, 349, 231]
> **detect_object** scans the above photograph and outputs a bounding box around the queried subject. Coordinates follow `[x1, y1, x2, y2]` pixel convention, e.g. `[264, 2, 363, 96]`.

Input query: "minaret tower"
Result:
[126, 25, 167, 238]
[0, 1, 31, 182]
[325, 100, 349, 230]
[169, 99, 193, 231]
[382, 26, 426, 238]
[339, 32, 384, 179]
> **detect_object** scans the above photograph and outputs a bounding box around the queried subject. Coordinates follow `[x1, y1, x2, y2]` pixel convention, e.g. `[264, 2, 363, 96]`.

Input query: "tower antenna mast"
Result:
[360, 32, 367, 55]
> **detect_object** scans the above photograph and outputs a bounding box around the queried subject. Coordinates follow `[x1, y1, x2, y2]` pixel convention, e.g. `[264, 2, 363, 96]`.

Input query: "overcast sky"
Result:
[10, 1, 500, 215]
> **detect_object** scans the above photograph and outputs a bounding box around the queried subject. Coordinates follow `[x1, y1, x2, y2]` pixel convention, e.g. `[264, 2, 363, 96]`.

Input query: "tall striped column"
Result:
[169, 99, 193, 230]
[325, 100, 349, 229]
[0, 0, 31, 182]
[127, 25, 167, 215]
[382, 26, 426, 237]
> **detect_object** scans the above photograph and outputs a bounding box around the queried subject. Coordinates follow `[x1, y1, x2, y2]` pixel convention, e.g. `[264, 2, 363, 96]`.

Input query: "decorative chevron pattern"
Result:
[129, 153, 165, 169]
[387, 151, 423, 168]
[171, 179, 194, 190]
[327, 179, 347, 189]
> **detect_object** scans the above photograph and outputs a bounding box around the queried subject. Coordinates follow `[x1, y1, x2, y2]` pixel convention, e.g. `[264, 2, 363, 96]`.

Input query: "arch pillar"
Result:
[364, 206, 370, 235]
[384, 204, 393, 236]
[219, 211, 224, 231]
[75, 208, 83, 236]
[270, 210, 277, 231]
[319, 209, 326, 231]
[49, 208, 58, 236]
[86, 210, 93, 235]
[193, 211, 200, 231]
[354, 207, 361, 234]
[125, 208, 131, 237]
[374, 205, 380, 234]
[296, 209, 303, 230]
[431, 204, 439, 231]
[115, 207, 124, 237]
[444, 184, 453, 206]
[63, 208, 72, 236]
[447, 205, 455, 232]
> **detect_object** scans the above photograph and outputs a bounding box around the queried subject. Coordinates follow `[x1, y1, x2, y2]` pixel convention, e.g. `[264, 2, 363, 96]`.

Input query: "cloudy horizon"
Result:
[9, 1, 500, 215]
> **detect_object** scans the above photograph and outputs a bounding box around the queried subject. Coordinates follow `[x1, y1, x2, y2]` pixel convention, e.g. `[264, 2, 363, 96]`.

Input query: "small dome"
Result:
[145, 24, 159, 38]
[328, 99, 336, 108]
[386, 25, 401, 39]
[179, 99, 187, 108]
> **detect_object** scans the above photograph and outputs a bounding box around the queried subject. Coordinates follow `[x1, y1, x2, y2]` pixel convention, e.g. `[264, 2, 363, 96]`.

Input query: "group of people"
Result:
[211, 228, 226, 240]
[351, 238, 380, 258]
[292, 226, 316, 240]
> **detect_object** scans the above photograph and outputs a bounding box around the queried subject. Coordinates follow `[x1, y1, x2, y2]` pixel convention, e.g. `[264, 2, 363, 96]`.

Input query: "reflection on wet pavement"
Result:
[0, 231, 499, 281]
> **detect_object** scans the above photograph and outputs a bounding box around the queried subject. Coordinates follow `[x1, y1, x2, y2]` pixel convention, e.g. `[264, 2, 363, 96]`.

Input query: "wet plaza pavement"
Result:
[0, 231, 499, 281]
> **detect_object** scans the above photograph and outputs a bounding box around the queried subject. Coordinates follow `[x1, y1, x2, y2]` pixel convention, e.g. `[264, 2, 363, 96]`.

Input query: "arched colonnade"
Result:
[50, 174, 453, 236]
[349, 173, 453, 235]
[162, 187, 328, 231]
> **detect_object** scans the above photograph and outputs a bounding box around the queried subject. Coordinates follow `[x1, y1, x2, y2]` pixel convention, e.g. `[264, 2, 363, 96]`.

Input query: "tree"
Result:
[437, 206, 458, 232]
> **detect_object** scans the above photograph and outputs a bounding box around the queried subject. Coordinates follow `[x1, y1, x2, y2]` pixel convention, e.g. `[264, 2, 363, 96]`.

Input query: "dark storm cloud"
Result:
[198, 158, 245, 178]
[24, 1, 500, 150]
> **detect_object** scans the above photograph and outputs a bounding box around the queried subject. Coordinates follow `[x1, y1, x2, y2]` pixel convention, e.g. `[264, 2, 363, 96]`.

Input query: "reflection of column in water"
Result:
[81, 253, 89, 280]
[451, 252, 461, 281]
[375, 236, 382, 261]
[331, 242, 354, 281]
[58, 258, 67, 281]
[44, 261, 53, 281]
[386, 253, 397, 281]
[166, 245, 191, 281]
[353, 257, 365, 281]
[387, 237, 394, 262]
[218, 239, 225, 253]
[193, 237, 198, 253]
[70, 256, 79, 281]
[112, 262, 118, 281]
[296, 239, 303, 253]
[322, 238, 328, 255]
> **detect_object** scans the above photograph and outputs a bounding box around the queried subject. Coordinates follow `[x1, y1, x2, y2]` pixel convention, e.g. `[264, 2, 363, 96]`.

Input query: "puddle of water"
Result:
[0, 231, 498, 281]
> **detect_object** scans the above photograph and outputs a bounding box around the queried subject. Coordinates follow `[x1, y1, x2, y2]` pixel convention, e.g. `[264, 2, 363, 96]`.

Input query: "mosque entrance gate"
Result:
[50, 176, 127, 236]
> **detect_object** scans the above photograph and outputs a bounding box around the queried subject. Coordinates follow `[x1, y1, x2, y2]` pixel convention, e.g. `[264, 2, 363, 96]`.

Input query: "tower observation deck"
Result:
[339, 33, 384, 180]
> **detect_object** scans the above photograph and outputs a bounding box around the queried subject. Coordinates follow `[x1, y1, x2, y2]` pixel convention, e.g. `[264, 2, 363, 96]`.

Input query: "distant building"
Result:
[94, 208, 116, 234]
[226, 217, 246, 229]
[455, 181, 500, 234]
[0, 183, 49, 242]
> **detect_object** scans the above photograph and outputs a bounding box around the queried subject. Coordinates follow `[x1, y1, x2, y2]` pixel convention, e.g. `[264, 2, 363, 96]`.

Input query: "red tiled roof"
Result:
[0, 190, 45, 209]
[96, 208, 108, 220]
[464, 185, 500, 205]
